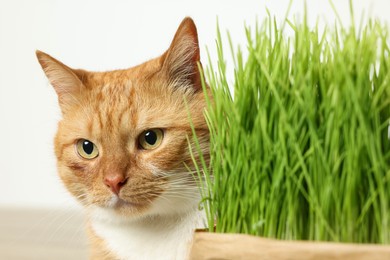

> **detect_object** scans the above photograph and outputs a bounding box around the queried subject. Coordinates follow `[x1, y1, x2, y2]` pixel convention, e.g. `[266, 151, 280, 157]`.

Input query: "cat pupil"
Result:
[83, 141, 93, 154]
[145, 131, 157, 145]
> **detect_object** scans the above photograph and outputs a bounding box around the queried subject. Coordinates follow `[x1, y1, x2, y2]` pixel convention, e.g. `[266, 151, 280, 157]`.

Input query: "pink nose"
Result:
[104, 174, 128, 195]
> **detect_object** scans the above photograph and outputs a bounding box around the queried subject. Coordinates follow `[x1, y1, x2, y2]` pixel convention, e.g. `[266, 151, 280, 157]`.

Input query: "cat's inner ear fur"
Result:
[36, 50, 85, 113]
[162, 17, 202, 92]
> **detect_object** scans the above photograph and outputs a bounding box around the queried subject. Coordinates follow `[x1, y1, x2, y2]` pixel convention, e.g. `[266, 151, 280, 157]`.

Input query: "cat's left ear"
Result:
[162, 17, 203, 92]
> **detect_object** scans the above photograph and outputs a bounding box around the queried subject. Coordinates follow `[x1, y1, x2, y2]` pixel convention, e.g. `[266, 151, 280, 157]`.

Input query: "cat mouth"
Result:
[106, 196, 144, 209]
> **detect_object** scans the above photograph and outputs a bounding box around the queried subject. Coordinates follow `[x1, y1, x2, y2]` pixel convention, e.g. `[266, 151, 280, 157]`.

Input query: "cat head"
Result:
[36, 18, 209, 218]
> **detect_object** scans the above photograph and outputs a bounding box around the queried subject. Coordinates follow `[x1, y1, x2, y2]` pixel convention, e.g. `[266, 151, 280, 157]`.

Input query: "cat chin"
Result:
[95, 196, 150, 218]
[89, 190, 201, 224]
[106, 196, 144, 209]
[89, 205, 144, 225]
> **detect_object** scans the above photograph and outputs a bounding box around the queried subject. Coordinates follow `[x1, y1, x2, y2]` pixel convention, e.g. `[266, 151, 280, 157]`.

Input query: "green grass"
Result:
[193, 8, 390, 244]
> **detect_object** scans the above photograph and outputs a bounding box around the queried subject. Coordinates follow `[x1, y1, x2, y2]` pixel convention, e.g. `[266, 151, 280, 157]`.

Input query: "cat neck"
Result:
[88, 206, 205, 260]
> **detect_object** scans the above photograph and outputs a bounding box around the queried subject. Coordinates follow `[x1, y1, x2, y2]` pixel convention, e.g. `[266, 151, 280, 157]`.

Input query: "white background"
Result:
[1, 0, 389, 209]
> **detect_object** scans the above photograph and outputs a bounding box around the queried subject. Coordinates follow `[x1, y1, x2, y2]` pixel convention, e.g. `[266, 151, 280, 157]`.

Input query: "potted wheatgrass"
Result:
[189, 6, 390, 260]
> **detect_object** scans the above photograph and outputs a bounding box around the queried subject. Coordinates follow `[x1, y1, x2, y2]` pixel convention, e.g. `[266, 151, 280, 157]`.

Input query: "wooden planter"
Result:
[189, 232, 390, 260]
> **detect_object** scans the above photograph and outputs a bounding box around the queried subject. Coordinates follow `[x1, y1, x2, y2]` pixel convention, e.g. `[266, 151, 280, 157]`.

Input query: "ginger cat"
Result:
[36, 18, 209, 260]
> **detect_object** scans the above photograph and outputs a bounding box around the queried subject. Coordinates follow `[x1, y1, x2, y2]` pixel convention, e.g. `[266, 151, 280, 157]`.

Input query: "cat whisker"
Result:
[43, 210, 81, 246]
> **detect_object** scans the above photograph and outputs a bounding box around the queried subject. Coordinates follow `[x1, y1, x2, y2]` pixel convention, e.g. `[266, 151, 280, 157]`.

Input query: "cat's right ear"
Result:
[36, 50, 84, 113]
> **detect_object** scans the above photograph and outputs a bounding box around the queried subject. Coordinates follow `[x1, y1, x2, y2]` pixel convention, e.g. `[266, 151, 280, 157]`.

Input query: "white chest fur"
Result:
[90, 208, 205, 260]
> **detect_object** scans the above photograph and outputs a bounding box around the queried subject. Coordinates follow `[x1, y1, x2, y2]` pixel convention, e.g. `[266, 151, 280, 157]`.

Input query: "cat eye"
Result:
[76, 139, 99, 159]
[139, 129, 164, 150]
